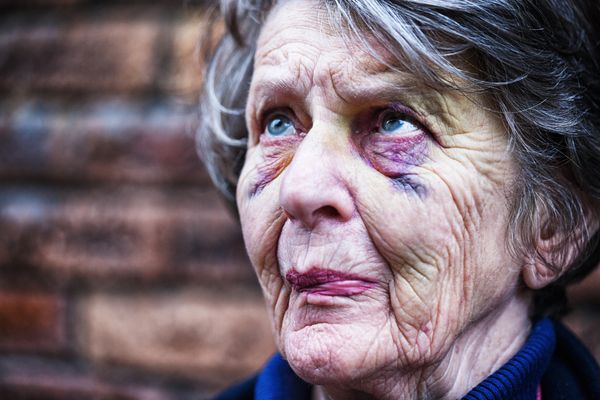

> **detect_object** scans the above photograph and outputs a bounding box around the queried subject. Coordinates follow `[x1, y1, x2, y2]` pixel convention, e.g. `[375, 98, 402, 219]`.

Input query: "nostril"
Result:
[317, 205, 341, 220]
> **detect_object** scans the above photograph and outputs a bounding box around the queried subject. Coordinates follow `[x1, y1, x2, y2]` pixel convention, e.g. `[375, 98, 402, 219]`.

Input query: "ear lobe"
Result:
[522, 253, 561, 290]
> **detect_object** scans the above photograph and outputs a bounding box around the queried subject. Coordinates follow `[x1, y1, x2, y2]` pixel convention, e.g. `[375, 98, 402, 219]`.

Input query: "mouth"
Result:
[285, 268, 376, 296]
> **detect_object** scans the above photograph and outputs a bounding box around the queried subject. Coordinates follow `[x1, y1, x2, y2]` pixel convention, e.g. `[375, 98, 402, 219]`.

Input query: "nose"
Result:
[279, 131, 355, 230]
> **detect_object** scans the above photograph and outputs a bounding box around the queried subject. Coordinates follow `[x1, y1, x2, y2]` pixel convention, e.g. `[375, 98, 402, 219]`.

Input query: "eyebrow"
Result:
[249, 67, 437, 116]
[251, 74, 308, 109]
[333, 72, 430, 106]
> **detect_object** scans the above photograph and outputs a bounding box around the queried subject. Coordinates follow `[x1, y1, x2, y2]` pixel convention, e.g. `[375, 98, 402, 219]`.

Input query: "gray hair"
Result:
[197, 0, 600, 316]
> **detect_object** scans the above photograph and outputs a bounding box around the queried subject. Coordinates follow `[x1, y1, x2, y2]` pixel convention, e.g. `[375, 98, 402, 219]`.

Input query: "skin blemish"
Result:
[367, 134, 427, 169]
[392, 175, 427, 197]
[250, 134, 301, 197]
[360, 133, 428, 196]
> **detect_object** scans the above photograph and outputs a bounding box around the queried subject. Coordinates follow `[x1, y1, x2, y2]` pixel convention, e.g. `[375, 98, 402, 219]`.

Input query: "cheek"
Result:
[352, 182, 474, 362]
[356, 149, 519, 351]
[237, 153, 280, 271]
[236, 147, 290, 320]
[354, 137, 452, 272]
[358, 175, 458, 277]
[237, 136, 299, 278]
[249, 135, 300, 197]
[355, 157, 469, 284]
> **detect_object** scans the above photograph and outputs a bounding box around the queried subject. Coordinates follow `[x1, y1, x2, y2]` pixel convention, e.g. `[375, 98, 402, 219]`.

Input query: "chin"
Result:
[281, 321, 392, 385]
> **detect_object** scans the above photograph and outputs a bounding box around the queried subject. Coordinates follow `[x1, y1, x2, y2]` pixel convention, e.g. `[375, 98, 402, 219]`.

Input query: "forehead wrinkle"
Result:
[250, 76, 308, 117]
[255, 39, 322, 69]
[251, 43, 322, 113]
[254, 43, 446, 116]
[250, 58, 314, 114]
[254, 0, 332, 69]
[328, 67, 427, 107]
[250, 1, 454, 121]
[250, 61, 454, 128]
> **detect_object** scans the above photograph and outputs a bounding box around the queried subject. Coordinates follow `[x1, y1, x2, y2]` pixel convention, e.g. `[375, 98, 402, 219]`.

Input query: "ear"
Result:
[521, 220, 579, 290]
[522, 215, 600, 290]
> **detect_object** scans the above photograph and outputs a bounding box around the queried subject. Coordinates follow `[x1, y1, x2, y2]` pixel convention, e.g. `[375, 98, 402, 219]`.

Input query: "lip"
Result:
[285, 268, 376, 296]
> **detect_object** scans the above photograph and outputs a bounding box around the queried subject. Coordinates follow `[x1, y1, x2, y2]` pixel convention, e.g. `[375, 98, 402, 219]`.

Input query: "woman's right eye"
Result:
[264, 114, 296, 137]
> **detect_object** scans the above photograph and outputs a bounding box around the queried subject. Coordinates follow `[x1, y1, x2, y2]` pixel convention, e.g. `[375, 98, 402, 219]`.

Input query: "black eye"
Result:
[265, 114, 295, 136]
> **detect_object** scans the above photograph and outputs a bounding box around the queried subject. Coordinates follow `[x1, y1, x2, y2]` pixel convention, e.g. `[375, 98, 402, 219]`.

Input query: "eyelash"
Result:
[375, 104, 422, 129]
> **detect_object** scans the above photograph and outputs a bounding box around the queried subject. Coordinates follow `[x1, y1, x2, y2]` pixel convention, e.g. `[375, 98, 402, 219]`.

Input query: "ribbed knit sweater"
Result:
[462, 318, 554, 400]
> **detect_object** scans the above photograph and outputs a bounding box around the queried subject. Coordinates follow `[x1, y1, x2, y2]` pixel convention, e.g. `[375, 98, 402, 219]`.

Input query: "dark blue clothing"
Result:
[462, 318, 555, 400]
[214, 318, 600, 400]
[541, 321, 600, 400]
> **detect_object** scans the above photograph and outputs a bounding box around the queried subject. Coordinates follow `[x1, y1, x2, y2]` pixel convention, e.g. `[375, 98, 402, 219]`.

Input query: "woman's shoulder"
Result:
[212, 353, 312, 400]
[212, 375, 258, 400]
[541, 320, 600, 400]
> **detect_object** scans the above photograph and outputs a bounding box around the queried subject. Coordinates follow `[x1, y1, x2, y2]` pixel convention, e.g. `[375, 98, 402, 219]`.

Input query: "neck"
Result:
[316, 292, 532, 400]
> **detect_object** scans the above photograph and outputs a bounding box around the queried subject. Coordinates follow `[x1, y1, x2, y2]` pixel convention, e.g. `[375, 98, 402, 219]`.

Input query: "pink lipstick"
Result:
[285, 268, 376, 296]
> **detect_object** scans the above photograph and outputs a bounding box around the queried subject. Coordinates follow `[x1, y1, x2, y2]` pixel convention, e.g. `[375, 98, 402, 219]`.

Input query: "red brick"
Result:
[0, 291, 66, 352]
[0, 100, 208, 185]
[0, 6, 215, 96]
[0, 371, 175, 400]
[78, 289, 275, 388]
[0, 0, 199, 8]
[0, 0, 82, 7]
[0, 10, 162, 94]
[0, 0, 82, 9]
[0, 188, 254, 284]
[162, 13, 206, 98]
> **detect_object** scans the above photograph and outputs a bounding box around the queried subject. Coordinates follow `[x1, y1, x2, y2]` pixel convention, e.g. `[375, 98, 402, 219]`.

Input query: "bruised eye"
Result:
[380, 111, 419, 135]
[265, 114, 295, 136]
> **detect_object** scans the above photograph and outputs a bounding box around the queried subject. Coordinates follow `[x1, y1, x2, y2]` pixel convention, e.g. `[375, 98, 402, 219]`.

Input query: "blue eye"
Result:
[266, 115, 295, 136]
[380, 112, 419, 135]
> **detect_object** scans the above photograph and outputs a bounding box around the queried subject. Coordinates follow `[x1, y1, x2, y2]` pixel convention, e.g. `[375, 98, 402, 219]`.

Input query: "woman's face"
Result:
[237, 0, 523, 388]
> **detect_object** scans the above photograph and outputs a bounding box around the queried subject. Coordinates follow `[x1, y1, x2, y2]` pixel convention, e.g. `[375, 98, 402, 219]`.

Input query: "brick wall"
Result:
[0, 1, 274, 399]
[0, 1, 599, 399]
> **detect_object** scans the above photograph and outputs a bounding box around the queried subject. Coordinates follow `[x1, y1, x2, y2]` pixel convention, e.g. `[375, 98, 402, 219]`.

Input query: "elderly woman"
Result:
[198, 0, 600, 399]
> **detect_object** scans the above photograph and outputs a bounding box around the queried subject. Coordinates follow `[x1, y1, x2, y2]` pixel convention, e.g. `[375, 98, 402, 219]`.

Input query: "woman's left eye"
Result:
[379, 112, 419, 135]
[265, 114, 296, 137]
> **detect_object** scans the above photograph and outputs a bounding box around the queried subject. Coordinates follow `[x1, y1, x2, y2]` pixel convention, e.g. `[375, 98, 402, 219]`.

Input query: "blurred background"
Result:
[0, 1, 598, 399]
[0, 1, 274, 399]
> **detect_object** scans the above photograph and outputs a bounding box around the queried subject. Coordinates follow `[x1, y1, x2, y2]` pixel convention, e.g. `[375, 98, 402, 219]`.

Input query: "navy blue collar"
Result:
[255, 351, 312, 399]
[463, 318, 555, 400]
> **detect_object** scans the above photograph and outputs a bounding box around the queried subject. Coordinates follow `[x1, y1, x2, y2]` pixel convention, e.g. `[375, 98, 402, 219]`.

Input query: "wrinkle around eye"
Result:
[249, 134, 301, 197]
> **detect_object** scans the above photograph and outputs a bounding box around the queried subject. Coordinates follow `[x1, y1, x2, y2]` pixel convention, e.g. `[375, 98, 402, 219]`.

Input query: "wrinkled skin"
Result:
[236, 1, 533, 398]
